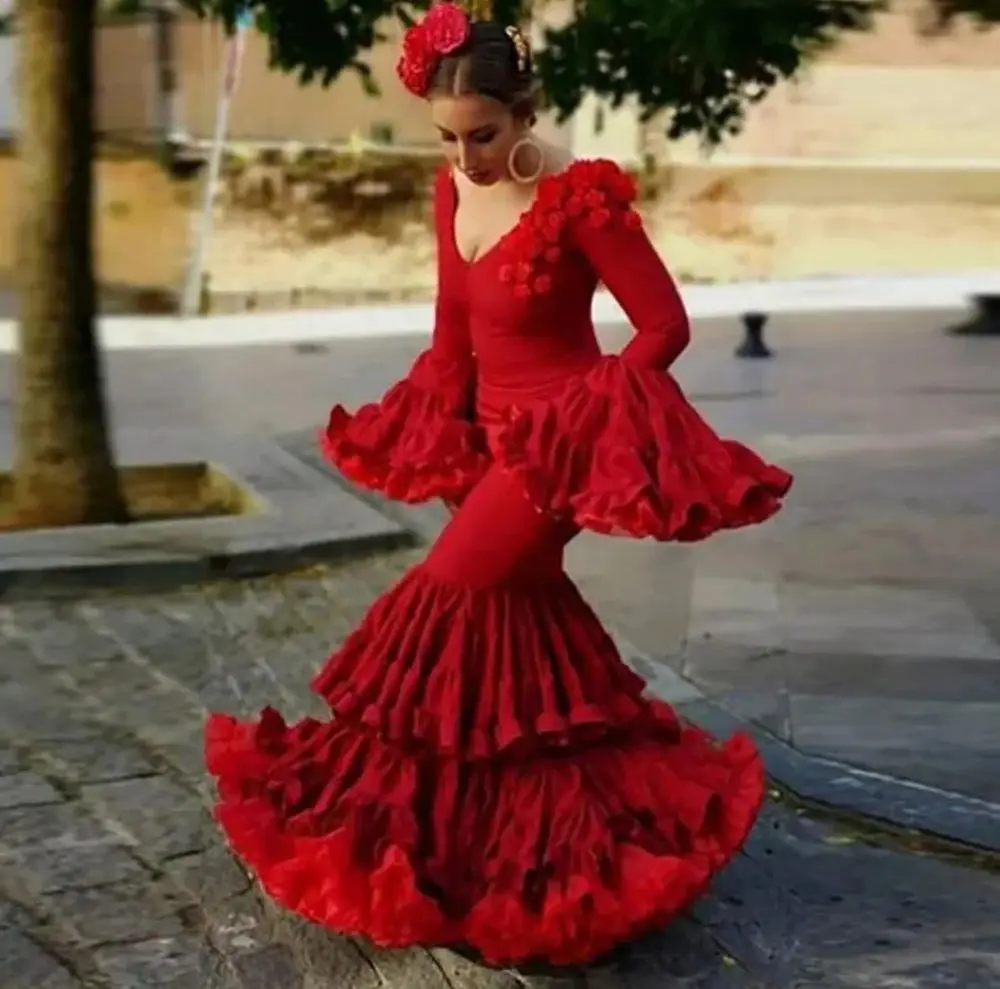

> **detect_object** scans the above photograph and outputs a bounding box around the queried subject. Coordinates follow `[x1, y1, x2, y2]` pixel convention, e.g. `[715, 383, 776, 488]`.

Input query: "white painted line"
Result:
[759, 423, 1000, 460]
[0, 271, 996, 353]
[670, 152, 1000, 172]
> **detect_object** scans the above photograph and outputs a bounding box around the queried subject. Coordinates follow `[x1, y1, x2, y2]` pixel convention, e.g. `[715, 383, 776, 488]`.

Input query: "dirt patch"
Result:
[0, 462, 258, 533]
[4, 146, 995, 317]
[203, 157, 1000, 304]
[0, 148, 197, 310]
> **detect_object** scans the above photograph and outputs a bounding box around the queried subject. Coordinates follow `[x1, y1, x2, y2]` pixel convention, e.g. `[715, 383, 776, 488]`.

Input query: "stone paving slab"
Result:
[680, 568, 1000, 809]
[0, 429, 410, 596]
[1, 557, 1000, 987]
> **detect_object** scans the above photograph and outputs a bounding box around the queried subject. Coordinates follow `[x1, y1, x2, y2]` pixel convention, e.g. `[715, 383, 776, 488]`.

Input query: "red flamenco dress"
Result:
[205, 159, 793, 967]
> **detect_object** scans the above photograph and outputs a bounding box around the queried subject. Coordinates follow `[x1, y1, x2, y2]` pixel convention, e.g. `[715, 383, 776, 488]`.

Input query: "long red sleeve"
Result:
[572, 208, 691, 371]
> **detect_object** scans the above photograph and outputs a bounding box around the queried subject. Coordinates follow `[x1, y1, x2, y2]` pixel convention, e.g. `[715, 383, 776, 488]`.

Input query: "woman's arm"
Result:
[571, 177, 690, 371]
[319, 168, 486, 506]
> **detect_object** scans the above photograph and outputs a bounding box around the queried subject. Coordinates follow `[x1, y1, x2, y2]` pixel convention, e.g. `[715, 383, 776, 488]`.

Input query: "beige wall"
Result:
[94, 4, 1000, 160]
[95, 21, 157, 138]
[820, 1, 1000, 66]
[0, 154, 193, 293]
[654, 66, 1000, 162]
[648, 3, 1000, 161]
[175, 16, 438, 146]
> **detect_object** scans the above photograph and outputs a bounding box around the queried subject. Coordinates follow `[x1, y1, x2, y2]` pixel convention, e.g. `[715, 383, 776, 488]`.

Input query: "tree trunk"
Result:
[12, 0, 129, 528]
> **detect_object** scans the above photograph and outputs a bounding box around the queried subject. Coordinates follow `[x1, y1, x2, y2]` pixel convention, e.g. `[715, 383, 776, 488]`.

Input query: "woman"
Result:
[205, 1, 792, 969]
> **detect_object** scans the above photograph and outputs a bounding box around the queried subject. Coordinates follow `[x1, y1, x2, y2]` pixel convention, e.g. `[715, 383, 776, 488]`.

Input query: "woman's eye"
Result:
[474, 132, 496, 144]
[440, 134, 457, 143]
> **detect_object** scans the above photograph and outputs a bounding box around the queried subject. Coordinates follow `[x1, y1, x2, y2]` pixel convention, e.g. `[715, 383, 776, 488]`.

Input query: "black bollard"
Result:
[947, 294, 1000, 336]
[735, 311, 772, 358]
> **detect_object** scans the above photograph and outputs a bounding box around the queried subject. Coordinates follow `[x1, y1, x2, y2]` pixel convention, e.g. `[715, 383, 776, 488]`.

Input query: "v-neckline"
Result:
[449, 170, 549, 269]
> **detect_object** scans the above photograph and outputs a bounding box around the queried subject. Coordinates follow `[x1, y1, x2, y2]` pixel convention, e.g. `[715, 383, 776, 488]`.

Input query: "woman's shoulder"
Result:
[539, 156, 636, 198]
[497, 158, 642, 299]
[530, 157, 640, 223]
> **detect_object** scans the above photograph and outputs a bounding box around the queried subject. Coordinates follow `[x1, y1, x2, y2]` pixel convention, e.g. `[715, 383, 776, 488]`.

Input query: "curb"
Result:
[1, 271, 998, 352]
[638, 656, 1000, 856]
[0, 431, 416, 598]
[0, 528, 414, 600]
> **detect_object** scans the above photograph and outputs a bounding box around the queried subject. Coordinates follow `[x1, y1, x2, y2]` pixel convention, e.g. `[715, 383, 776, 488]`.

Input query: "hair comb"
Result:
[505, 25, 530, 73]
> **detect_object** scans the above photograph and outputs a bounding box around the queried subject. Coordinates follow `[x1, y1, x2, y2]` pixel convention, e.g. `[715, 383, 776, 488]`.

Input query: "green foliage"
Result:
[538, 0, 883, 143]
[169, 0, 999, 143]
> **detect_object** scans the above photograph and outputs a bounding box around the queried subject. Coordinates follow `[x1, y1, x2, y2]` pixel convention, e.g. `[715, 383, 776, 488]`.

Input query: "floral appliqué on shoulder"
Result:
[497, 159, 643, 299]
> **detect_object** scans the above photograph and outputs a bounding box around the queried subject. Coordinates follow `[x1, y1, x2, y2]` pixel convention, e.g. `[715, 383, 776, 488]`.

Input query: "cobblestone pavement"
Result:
[2, 550, 1000, 988]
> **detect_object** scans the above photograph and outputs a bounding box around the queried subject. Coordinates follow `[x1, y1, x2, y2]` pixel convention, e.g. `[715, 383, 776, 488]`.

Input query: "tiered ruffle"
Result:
[496, 357, 792, 540]
[321, 349, 488, 505]
[322, 354, 791, 543]
[205, 566, 765, 966]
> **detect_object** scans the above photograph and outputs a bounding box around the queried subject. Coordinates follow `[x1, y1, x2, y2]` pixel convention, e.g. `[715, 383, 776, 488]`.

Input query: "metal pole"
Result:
[179, 11, 249, 317]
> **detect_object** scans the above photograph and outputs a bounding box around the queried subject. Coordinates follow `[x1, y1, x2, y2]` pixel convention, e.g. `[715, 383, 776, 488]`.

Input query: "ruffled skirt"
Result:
[205, 566, 764, 966]
[206, 352, 785, 965]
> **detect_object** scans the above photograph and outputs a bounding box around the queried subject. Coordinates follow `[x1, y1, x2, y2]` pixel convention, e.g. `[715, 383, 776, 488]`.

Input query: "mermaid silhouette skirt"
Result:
[205, 466, 769, 966]
[205, 353, 792, 965]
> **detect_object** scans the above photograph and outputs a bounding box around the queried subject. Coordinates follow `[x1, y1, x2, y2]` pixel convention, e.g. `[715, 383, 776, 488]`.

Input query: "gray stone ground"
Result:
[1, 309, 999, 985]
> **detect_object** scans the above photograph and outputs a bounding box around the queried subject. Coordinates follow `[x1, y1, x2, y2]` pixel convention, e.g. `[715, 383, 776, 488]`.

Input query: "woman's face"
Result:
[430, 93, 523, 187]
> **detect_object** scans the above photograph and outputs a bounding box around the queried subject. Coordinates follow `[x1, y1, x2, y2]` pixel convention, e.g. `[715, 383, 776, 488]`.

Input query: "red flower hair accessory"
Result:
[396, 3, 471, 97]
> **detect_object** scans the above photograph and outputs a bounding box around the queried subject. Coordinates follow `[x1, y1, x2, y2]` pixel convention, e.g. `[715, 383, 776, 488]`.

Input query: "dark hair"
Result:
[429, 20, 537, 122]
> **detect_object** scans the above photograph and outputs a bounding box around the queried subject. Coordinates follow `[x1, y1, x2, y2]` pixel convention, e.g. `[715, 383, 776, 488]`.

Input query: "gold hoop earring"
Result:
[507, 136, 544, 184]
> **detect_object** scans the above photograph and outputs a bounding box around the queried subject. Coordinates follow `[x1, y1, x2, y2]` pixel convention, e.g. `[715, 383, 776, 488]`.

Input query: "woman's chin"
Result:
[464, 170, 499, 187]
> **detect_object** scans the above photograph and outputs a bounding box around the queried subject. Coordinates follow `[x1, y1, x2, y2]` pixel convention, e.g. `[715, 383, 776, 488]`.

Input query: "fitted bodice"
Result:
[440, 172, 606, 425]
[429, 159, 692, 435]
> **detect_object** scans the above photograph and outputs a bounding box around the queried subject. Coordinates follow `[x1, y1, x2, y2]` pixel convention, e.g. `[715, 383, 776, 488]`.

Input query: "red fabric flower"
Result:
[610, 168, 638, 202]
[423, 2, 470, 54]
[493, 159, 645, 300]
[535, 177, 564, 208]
[568, 159, 604, 191]
[396, 3, 470, 97]
[541, 211, 564, 238]
[396, 29, 433, 97]
[587, 207, 612, 228]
